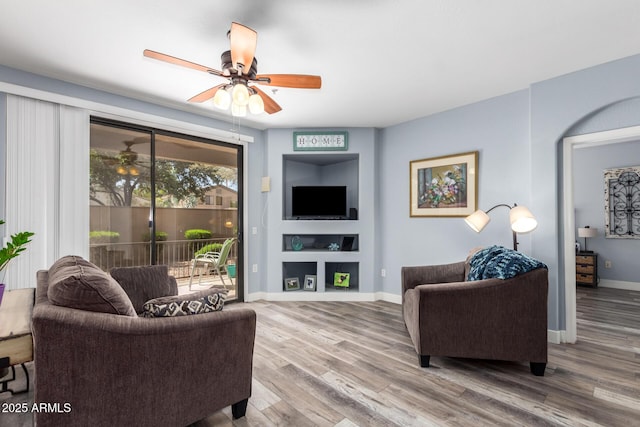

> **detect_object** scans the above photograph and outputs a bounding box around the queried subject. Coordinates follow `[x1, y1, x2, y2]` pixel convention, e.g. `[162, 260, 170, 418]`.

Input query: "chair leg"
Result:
[189, 261, 197, 290]
[419, 355, 430, 367]
[530, 362, 546, 376]
[231, 398, 248, 419]
[217, 265, 227, 287]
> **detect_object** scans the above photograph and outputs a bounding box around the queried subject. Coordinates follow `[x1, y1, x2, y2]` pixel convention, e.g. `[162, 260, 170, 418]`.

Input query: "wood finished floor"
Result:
[2, 287, 639, 426]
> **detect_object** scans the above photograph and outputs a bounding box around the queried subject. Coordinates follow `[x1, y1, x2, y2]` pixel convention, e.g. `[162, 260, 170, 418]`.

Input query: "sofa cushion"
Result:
[110, 265, 173, 314]
[467, 245, 547, 281]
[141, 288, 226, 318]
[47, 255, 137, 316]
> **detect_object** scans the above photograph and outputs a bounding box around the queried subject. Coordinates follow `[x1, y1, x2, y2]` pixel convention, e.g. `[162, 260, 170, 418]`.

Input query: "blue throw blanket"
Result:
[467, 245, 547, 281]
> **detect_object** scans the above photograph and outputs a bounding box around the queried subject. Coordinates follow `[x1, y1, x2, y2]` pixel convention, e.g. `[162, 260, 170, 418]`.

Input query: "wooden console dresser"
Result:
[576, 252, 598, 287]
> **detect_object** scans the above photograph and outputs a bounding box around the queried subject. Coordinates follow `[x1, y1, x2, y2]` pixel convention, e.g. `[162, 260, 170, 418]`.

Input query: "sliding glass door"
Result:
[89, 119, 243, 301]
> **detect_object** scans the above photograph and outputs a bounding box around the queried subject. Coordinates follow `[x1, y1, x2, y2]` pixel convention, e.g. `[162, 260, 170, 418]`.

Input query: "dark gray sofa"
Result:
[32, 258, 256, 426]
[401, 261, 548, 376]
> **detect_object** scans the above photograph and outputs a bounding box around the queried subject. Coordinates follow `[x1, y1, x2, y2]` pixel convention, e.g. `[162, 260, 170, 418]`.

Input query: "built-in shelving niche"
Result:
[325, 262, 359, 292]
[282, 262, 317, 292]
[282, 153, 359, 220]
[283, 234, 359, 252]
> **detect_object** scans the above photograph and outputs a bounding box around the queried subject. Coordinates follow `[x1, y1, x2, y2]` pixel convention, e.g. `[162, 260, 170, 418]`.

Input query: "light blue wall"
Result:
[246, 134, 267, 294]
[379, 89, 531, 288]
[379, 53, 640, 331]
[573, 140, 640, 282]
[567, 97, 640, 137]
[530, 54, 640, 329]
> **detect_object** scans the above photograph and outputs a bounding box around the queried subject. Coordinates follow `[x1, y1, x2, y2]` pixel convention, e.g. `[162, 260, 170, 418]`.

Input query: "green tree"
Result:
[89, 149, 234, 207]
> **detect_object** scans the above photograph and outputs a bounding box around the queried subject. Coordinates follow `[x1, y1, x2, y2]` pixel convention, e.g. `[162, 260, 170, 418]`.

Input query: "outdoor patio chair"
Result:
[189, 238, 236, 290]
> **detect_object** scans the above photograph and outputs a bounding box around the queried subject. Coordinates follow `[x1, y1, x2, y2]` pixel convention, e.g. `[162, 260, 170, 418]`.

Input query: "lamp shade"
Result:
[248, 93, 264, 114]
[465, 209, 491, 232]
[232, 83, 250, 106]
[578, 227, 598, 238]
[509, 205, 537, 233]
[212, 88, 231, 110]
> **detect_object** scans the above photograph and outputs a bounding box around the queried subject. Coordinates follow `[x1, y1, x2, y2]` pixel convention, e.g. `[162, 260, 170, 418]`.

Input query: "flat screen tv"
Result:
[291, 186, 347, 219]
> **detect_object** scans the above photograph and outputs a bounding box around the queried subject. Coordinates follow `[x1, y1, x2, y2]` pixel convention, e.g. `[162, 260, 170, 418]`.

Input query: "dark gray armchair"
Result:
[402, 261, 548, 376]
[32, 258, 256, 426]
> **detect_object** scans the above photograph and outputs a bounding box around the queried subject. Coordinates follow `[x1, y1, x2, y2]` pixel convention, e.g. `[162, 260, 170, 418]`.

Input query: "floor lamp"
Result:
[464, 203, 538, 251]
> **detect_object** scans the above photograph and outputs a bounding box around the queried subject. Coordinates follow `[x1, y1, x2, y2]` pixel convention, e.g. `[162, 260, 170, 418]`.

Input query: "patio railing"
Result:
[89, 238, 237, 278]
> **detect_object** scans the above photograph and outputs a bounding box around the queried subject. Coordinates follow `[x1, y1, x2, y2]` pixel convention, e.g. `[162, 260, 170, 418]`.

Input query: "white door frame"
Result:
[562, 125, 640, 343]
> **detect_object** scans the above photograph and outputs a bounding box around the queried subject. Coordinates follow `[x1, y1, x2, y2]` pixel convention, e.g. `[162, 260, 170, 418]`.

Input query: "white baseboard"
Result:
[599, 279, 640, 291]
[376, 292, 402, 304]
[547, 329, 564, 344]
[245, 292, 267, 302]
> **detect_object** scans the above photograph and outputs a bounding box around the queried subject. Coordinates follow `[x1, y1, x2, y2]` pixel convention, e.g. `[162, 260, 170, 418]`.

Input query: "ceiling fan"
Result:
[143, 22, 322, 116]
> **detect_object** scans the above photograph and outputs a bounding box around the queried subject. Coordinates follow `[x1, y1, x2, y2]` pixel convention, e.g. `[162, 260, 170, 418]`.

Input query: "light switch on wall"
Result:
[261, 176, 271, 192]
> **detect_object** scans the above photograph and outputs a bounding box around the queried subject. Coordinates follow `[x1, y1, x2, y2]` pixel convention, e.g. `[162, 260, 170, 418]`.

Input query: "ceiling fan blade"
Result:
[229, 22, 257, 75]
[255, 74, 322, 89]
[188, 84, 226, 103]
[251, 86, 282, 114]
[143, 49, 223, 77]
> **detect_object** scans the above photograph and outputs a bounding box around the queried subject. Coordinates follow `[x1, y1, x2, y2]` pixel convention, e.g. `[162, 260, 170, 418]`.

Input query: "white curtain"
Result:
[4, 95, 89, 289]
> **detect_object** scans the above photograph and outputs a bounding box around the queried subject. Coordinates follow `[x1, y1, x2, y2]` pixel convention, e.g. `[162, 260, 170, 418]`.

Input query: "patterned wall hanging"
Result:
[604, 165, 640, 238]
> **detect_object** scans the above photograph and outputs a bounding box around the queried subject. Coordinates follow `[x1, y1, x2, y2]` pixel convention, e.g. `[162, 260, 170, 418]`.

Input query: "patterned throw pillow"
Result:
[141, 289, 226, 318]
[467, 245, 547, 281]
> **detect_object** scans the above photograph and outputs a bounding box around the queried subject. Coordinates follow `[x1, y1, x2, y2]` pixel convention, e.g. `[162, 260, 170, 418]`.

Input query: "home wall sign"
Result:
[604, 165, 640, 238]
[293, 131, 348, 151]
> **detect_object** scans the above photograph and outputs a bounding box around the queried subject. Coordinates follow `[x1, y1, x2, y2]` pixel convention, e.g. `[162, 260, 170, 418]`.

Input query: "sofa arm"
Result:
[32, 304, 256, 427]
[401, 261, 465, 295]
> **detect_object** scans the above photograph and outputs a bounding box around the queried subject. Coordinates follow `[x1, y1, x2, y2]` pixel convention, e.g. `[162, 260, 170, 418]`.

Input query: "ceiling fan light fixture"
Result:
[144, 22, 321, 116]
[212, 88, 231, 110]
[248, 93, 264, 114]
[232, 83, 250, 106]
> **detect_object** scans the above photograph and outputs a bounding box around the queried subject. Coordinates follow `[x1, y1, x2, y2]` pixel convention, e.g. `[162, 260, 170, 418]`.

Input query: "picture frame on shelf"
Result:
[410, 151, 478, 217]
[333, 272, 350, 288]
[303, 275, 317, 291]
[284, 277, 300, 291]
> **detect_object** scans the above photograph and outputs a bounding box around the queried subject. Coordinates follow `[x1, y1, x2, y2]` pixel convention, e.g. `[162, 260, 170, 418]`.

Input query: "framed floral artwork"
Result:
[410, 151, 478, 217]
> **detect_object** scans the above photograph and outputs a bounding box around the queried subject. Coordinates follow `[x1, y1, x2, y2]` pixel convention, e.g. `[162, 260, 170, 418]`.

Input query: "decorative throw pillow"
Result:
[110, 265, 173, 314]
[141, 288, 226, 318]
[467, 245, 547, 281]
[47, 255, 137, 316]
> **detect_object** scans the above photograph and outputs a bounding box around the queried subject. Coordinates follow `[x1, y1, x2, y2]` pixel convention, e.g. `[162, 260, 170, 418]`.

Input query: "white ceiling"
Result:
[2, 1, 640, 130]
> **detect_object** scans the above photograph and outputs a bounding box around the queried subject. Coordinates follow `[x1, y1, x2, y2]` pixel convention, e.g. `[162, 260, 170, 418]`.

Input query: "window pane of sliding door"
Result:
[154, 133, 240, 301]
[89, 123, 152, 270]
[90, 121, 242, 301]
